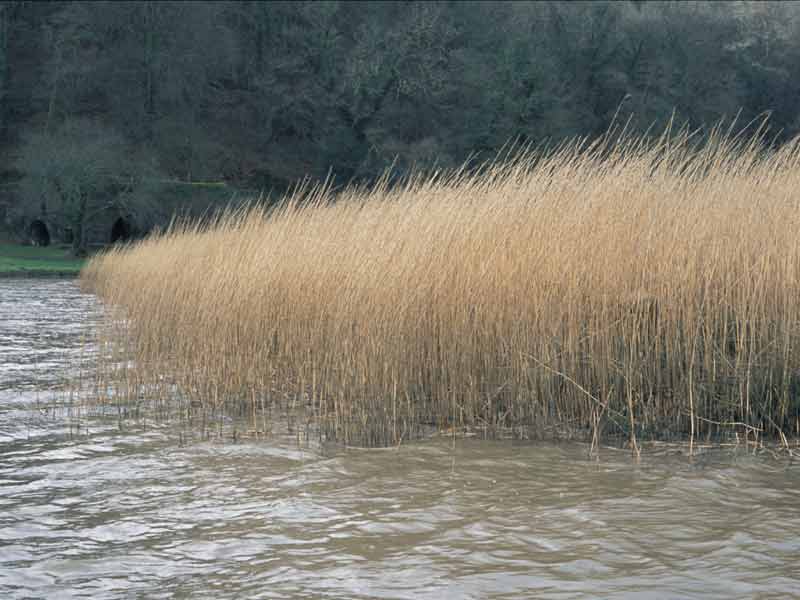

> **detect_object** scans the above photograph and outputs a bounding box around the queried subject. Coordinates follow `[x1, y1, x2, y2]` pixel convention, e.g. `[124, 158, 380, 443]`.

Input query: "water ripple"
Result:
[1, 279, 799, 599]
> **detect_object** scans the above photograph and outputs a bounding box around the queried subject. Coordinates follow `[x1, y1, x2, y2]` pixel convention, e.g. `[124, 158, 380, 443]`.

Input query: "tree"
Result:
[4, 0, 800, 244]
[15, 119, 155, 255]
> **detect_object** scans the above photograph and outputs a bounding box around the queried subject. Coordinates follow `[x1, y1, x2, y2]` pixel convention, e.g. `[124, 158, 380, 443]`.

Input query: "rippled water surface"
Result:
[1, 279, 799, 599]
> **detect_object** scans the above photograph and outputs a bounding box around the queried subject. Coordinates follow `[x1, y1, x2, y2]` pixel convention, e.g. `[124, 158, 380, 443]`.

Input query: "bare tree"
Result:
[16, 119, 150, 255]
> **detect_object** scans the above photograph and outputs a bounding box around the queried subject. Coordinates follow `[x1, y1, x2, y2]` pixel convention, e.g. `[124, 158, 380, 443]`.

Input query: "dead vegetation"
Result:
[81, 126, 800, 451]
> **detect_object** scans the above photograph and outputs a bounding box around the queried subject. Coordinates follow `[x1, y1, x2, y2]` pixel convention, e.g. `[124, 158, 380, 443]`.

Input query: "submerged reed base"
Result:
[81, 129, 800, 454]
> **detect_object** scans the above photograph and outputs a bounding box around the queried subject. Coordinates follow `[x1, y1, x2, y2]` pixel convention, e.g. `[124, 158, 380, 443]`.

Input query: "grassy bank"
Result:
[82, 130, 800, 450]
[0, 243, 85, 277]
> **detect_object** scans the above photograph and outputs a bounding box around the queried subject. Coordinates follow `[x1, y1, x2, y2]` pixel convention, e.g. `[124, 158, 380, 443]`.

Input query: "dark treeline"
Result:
[1, 1, 799, 253]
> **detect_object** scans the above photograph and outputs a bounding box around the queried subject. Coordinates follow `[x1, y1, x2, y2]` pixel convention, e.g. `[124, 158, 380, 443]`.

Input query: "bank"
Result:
[0, 243, 86, 277]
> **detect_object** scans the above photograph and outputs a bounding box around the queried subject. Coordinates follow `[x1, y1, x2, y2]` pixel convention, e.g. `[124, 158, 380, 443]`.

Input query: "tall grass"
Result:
[82, 128, 800, 449]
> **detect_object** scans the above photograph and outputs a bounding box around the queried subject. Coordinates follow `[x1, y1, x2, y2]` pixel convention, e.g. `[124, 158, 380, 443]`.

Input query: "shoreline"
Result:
[0, 242, 86, 278]
[0, 269, 81, 278]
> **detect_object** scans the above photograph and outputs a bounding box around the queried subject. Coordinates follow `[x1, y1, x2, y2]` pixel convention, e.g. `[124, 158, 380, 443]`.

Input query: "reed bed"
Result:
[81, 128, 800, 450]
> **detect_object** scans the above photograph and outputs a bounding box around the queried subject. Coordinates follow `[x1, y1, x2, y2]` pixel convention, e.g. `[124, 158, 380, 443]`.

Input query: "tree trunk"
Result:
[71, 219, 87, 257]
[71, 195, 88, 257]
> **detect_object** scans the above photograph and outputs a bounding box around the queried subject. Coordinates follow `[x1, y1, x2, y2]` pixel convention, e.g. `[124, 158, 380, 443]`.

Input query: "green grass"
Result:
[0, 243, 85, 276]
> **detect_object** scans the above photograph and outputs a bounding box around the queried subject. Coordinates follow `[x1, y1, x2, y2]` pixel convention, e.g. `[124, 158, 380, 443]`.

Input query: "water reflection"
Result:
[1, 280, 798, 599]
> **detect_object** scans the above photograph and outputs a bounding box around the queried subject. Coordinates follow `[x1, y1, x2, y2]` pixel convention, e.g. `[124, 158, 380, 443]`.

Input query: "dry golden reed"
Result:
[82, 126, 800, 449]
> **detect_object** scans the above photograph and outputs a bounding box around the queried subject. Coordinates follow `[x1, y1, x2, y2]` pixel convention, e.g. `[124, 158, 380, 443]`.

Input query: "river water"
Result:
[1, 279, 798, 599]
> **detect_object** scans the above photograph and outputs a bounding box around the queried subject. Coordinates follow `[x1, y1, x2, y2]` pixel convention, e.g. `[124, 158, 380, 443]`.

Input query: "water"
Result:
[1, 279, 799, 599]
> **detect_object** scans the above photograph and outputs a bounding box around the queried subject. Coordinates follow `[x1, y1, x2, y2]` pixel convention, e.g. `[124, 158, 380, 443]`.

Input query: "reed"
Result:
[81, 128, 800, 449]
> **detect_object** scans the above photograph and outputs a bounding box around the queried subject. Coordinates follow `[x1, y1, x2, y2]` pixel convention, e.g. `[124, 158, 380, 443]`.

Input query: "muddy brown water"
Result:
[1, 279, 799, 599]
